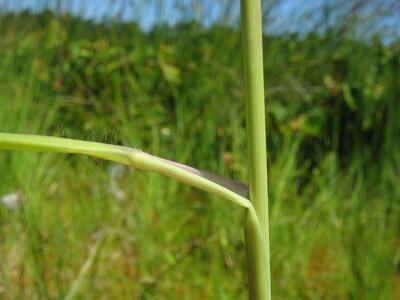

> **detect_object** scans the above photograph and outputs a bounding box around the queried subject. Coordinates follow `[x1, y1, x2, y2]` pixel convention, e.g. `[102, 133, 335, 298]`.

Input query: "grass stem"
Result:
[241, 0, 271, 299]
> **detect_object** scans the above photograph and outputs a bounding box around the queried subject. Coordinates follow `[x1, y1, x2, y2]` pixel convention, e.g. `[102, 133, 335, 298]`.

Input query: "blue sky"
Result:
[0, 0, 330, 32]
[0, 0, 319, 28]
[1, 0, 399, 39]
[1, 0, 211, 30]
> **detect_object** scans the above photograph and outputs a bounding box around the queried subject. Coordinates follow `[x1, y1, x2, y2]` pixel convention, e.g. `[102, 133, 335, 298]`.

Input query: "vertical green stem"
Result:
[241, 0, 271, 299]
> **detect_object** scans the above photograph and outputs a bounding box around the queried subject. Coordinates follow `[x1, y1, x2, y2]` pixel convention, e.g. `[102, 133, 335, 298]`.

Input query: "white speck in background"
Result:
[1, 191, 24, 210]
[108, 164, 127, 202]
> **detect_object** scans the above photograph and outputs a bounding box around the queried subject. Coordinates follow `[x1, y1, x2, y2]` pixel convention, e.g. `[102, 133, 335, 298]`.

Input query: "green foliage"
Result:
[1, 12, 399, 168]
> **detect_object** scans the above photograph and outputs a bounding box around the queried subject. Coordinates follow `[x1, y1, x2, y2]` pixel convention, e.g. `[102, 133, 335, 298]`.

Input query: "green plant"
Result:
[241, 0, 271, 299]
[0, 1, 271, 299]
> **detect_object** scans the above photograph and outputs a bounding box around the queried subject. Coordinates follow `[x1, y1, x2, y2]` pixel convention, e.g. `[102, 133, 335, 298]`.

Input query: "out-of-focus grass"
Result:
[0, 11, 399, 300]
[1, 94, 398, 299]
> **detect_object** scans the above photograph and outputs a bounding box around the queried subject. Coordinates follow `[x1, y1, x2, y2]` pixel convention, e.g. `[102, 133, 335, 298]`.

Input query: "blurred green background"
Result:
[0, 1, 399, 299]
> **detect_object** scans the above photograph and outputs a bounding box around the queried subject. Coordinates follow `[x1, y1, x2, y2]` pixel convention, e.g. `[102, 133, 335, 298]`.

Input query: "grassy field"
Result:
[0, 11, 399, 299]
